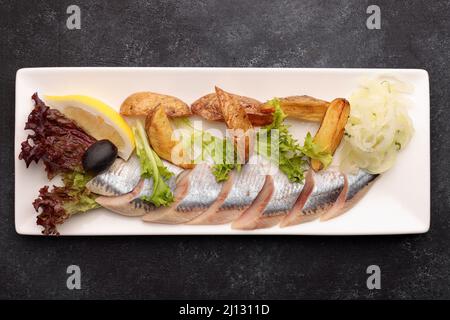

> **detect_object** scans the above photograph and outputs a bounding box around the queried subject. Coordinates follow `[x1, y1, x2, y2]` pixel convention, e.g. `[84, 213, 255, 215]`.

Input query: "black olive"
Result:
[82, 139, 118, 175]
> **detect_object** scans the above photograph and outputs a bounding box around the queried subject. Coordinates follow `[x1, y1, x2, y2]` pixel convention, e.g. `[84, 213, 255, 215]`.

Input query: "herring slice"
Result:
[232, 169, 305, 230]
[188, 163, 266, 225]
[186, 171, 236, 225]
[95, 169, 181, 217]
[230, 175, 274, 230]
[96, 180, 154, 217]
[320, 169, 378, 221]
[280, 169, 347, 227]
[142, 163, 224, 224]
[86, 156, 141, 196]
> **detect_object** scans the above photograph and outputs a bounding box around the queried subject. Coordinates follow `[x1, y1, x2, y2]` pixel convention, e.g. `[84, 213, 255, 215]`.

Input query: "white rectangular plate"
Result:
[15, 67, 430, 235]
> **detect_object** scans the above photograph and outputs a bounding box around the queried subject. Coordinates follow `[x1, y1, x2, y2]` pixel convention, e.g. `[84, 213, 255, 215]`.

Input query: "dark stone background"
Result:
[0, 0, 448, 299]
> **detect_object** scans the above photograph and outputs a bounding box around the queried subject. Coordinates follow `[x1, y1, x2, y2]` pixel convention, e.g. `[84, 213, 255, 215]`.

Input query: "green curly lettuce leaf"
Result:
[300, 132, 333, 169]
[33, 171, 100, 236]
[259, 98, 308, 183]
[133, 121, 174, 207]
[173, 118, 241, 182]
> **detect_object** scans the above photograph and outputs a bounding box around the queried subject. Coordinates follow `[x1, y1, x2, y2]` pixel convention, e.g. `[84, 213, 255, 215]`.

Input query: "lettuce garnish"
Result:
[173, 118, 240, 182]
[33, 171, 100, 235]
[133, 121, 174, 207]
[258, 98, 332, 182]
[259, 98, 307, 183]
[300, 132, 333, 169]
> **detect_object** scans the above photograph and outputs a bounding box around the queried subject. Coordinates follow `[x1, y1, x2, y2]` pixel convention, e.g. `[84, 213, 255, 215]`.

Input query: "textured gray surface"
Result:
[1, 0, 449, 299]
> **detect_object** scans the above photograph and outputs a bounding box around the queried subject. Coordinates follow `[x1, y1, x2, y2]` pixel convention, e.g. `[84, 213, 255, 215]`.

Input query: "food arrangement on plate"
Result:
[18, 77, 414, 235]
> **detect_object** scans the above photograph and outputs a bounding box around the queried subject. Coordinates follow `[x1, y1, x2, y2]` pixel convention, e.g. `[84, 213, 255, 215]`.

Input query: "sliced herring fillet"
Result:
[189, 163, 265, 225]
[232, 170, 304, 230]
[320, 169, 378, 221]
[95, 171, 180, 217]
[142, 163, 223, 224]
[281, 169, 347, 227]
[187, 171, 236, 225]
[86, 156, 141, 196]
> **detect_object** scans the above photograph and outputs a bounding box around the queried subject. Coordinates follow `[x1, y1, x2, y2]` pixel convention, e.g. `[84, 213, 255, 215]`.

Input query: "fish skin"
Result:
[344, 170, 378, 202]
[142, 163, 223, 224]
[186, 171, 236, 225]
[177, 164, 222, 212]
[256, 171, 305, 229]
[221, 164, 266, 211]
[320, 169, 378, 221]
[94, 168, 181, 217]
[86, 156, 141, 196]
[231, 175, 274, 229]
[138, 174, 177, 199]
[281, 169, 347, 227]
[129, 198, 157, 214]
[263, 172, 304, 215]
[86, 155, 183, 197]
[141, 170, 192, 223]
[232, 170, 304, 230]
[95, 180, 152, 217]
[191, 163, 266, 225]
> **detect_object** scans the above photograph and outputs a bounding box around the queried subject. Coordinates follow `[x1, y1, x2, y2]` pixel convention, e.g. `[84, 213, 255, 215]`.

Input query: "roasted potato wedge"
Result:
[261, 95, 329, 122]
[145, 105, 194, 169]
[121, 92, 191, 117]
[246, 112, 273, 127]
[191, 92, 272, 126]
[191, 93, 224, 121]
[311, 98, 350, 171]
[215, 87, 254, 162]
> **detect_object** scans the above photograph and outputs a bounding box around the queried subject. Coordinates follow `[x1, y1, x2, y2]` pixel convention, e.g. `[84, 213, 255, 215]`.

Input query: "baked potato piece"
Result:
[215, 87, 253, 132]
[215, 87, 254, 162]
[246, 112, 273, 127]
[121, 92, 191, 117]
[261, 95, 329, 122]
[191, 93, 224, 121]
[191, 92, 272, 126]
[145, 105, 194, 169]
[311, 98, 350, 171]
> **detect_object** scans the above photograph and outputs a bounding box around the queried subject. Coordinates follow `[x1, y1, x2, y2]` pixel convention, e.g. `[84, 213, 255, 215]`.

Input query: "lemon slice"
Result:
[44, 95, 135, 160]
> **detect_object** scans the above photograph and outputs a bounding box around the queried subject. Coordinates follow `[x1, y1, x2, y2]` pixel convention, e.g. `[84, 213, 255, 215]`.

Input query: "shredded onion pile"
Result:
[340, 78, 414, 173]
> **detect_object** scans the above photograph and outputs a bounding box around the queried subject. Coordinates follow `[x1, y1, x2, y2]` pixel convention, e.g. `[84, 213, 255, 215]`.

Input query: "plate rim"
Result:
[14, 67, 430, 236]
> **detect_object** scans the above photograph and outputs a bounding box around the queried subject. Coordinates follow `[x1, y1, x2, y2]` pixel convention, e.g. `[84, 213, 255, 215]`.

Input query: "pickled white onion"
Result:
[340, 78, 414, 174]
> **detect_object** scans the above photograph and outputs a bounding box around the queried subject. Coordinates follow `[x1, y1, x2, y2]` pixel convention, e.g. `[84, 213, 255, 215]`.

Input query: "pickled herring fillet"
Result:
[86, 156, 141, 196]
[142, 163, 226, 224]
[281, 169, 347, 227]
[320, 169, 378, 221]
[232, 170, 304, 230]
[188, 163, 265, 225]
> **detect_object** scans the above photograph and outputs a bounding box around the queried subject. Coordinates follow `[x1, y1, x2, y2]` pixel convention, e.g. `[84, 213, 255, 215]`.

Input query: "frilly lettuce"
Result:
[33, 171, 100, 235]
[300, 132, 333, 169]
[133, 121, 174, 207]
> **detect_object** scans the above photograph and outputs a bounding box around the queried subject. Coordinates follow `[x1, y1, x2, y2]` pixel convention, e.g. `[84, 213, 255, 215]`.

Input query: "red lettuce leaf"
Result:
[19, 93, 96, 179]
[33, 185, 71, 236]
[19, 93, 99, 235]
[33, 172, 100, 236]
